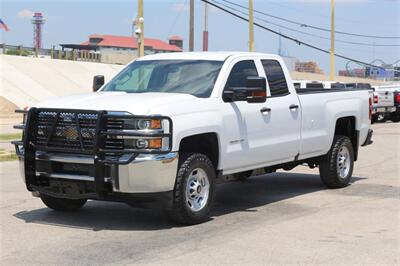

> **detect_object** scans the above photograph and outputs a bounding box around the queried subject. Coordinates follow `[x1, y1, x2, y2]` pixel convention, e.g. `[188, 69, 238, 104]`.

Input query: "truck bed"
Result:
[295, 88, 371, 94]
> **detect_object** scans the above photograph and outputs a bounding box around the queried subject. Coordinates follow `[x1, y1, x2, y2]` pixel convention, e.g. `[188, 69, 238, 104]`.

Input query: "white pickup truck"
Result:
[372, 85, 399, 123]
[13, 52, 373, 224]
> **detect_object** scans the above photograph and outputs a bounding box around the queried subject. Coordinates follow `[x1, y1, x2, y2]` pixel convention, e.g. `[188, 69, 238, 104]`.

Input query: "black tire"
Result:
[376, 114, 388, 123]
[390, 113, 400, 123]
[371, 115, 377, 124]
[40, 194, 87, 212]
[235, 170, 253, 181]
[319, 135, 354, 188]
[170, 153, 216, 225]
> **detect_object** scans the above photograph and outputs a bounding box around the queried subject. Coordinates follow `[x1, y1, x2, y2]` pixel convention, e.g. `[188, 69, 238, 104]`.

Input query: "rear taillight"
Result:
[373, 94, 378, 104]
[369, 97, 372, 120]
[395, 93, 400, 104]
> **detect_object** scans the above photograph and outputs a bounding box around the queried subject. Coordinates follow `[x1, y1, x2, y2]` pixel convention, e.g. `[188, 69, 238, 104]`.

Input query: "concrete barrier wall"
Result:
[0, 54, 124, 108]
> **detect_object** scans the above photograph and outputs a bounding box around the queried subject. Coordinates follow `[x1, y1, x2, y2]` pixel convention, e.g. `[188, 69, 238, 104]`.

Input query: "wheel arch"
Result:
[333, 116, 359, 161]
[178, 132, 220, 170]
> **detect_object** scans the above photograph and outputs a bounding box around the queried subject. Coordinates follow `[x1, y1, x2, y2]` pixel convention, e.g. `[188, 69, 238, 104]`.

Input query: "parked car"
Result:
[13, 52, 373, 224]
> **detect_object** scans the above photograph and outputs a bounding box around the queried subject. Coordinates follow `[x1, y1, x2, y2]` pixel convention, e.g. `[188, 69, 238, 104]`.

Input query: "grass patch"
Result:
[0, 133, 22, 141]
[0, 148, 18, 162]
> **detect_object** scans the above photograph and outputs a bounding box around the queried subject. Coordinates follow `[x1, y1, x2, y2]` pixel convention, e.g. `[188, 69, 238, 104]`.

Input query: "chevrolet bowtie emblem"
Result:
[64, 127, 79, 140]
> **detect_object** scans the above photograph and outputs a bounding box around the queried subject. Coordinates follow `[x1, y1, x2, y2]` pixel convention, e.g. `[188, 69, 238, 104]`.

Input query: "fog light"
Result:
[136, 139, 149, 149]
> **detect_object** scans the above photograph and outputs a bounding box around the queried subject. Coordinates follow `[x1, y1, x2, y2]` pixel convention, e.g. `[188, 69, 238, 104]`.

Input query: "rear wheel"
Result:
[319, 135, 354, 188]
[390, 113, 400, 123]
[371, 115, 377, 124]
[170, 153, 216, 225]
[40, 194, 87, 211]
[376, 114, 388, 123]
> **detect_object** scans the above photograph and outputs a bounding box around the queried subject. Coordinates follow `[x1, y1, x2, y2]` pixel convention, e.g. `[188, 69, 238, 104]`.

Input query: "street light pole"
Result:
[189, 0, 195, 52]
[203, 2, 209, 51]
[138, 0, 144, 57]
[330, 0, 335, 80]
[249, 0, 254, 52]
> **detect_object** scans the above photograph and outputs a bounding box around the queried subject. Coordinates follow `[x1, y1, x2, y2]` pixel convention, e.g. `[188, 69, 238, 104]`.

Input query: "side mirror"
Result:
[223, 77, 267, 103]
[93, 75, 105, 92]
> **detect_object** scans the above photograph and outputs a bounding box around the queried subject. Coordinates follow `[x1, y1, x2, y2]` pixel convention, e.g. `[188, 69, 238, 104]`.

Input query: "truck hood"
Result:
[34, 92, 198, 115]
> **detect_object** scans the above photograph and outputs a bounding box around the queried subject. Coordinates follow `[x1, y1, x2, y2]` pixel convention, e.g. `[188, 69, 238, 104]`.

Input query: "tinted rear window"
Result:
[261, 60, 289, 97]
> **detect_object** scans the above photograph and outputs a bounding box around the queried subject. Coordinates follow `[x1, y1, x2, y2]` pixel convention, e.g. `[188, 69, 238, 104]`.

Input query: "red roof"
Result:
[81, 34, 181, 52]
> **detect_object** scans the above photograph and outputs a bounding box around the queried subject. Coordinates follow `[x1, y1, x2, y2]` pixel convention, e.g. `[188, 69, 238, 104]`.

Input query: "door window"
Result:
[262, 60, 289, 97]
[225, 60, 258, 89]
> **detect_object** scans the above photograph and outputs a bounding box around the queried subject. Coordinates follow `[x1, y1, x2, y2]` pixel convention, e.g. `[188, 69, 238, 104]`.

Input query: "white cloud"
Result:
[17, 9, 34, 19]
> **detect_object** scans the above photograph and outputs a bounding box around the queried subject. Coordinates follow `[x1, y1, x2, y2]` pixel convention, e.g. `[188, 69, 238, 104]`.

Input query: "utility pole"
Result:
[330, 0, 335, 80]
[189, 0, 195, 52]
[203, 2, 209, 51]
[249, 0, 254, 52]
[137, 0, 144, 57]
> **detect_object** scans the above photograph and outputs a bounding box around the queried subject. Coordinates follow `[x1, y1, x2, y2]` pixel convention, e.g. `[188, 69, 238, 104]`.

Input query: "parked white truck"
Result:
[13, 52, 373, 224]
[372, 84, 399, 123]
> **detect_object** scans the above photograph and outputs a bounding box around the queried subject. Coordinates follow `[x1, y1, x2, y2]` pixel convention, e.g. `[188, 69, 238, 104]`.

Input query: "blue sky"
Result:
[1, 0, 399, 73]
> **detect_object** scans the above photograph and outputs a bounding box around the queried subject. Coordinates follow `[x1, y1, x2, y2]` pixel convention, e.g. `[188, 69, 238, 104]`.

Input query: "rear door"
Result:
[258, 59, 302, 163]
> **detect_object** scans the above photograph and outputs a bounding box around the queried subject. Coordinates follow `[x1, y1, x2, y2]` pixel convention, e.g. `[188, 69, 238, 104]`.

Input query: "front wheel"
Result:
[319, 135, 354, 188]
[40, 194, 87, 211]
[170, 153, 216, 225]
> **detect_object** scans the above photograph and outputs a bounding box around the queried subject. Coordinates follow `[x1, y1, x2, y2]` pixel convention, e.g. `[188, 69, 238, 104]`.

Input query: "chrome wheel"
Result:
[337, 146, 350, 179]
[185, 168, 210, 212]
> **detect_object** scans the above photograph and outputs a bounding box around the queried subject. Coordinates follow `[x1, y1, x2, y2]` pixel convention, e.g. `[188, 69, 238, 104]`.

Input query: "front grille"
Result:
[35, 110, 99, 152]
[105, 117, 124, 151]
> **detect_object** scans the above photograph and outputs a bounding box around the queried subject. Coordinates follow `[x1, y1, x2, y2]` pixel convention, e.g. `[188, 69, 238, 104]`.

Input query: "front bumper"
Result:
[16, 151, 179, 194]
[13, 108, 178, 207]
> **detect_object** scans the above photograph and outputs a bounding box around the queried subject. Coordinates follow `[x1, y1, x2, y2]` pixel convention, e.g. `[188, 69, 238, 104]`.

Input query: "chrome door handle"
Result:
[260, 107, 271, 113]
[289, 104, 299, 110]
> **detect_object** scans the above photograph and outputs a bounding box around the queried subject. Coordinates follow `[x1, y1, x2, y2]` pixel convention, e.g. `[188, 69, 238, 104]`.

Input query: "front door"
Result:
[221, 58, 301, 174]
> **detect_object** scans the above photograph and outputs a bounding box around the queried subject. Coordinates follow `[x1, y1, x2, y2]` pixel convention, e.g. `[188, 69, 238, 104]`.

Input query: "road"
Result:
[1, 123, 399, 265]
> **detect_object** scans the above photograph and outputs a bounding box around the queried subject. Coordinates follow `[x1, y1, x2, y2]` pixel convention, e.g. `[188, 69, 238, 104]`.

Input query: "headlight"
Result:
[124, 119, 162, 130]
[104, 113, 172, 154]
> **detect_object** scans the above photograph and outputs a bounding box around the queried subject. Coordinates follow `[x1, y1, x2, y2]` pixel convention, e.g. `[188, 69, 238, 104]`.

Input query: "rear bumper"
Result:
[373, 106, 396, 114]
[361, 129, 373, 147]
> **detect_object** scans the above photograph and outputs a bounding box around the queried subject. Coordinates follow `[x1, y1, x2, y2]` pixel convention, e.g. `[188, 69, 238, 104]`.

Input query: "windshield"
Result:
[102, 60, 224, 98]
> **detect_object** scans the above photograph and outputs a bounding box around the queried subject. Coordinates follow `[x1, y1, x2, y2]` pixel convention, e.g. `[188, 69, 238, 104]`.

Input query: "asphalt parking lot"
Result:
[1, 123, 399, 265]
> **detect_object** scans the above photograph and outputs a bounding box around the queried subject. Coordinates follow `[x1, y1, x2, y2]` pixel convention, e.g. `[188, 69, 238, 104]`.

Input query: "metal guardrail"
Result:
[0, 43, 101, 63]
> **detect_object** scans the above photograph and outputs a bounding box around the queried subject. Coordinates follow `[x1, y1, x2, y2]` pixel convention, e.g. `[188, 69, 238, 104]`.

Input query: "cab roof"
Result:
[137, 51, 281, 62]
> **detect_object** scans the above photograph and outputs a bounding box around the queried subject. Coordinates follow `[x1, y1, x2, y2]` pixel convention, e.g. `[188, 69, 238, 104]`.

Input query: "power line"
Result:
[167, 0, 188, 38]
[258, 0, 400, 27]
[211, 0, 400, 47]
[221, 0, 400, 40]
[200, 0, 389, 70]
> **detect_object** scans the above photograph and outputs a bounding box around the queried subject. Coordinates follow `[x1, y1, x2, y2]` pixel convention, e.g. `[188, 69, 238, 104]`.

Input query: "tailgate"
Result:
[375, 91, 394, 107]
